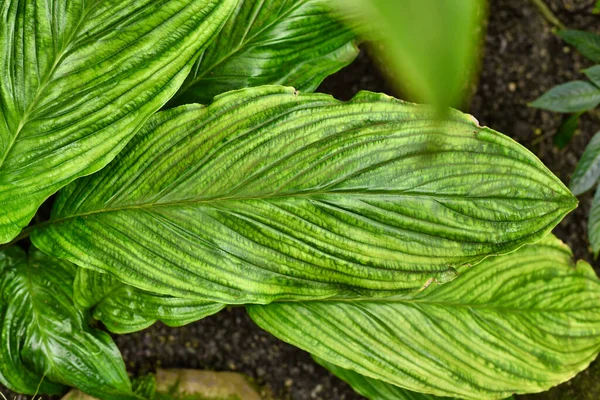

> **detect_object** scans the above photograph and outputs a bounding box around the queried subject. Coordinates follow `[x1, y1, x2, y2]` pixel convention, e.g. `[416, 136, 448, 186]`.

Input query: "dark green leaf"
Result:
[530, 81, 600, 113]
[170, 0, 358, 106]
[315, 356, 454, 399]
[589, 186, 600, 257]
[249, 235, 600, 399]
[559, 30, 600, 62]
[0, 247, 134, 399]
[584, 65, 600, 87]
[32, 86, 576, 303]
[570, 132, 600, 195]
[74, 268, 225, 334]
[0, 0, 238, 244]
[553, 112, 581, 149]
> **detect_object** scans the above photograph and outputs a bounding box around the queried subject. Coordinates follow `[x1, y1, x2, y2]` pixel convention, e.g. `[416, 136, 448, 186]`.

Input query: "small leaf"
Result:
[584, 65, 600, 87]
[559, 30, 600, 62]
[170, 0, 358, 106]
[0, 247, 135, 399]
[0, 0, 238, 243]
[589, 186, 600, 256]
[248, 235, 600, 399]
[74, 269, 225, 334]
[530, 81, 600, 113]
[553, 112, 581, 149]
[570, 132, 600, 195]
[315, 356, 454, 400]
[32, 86, 576, 303]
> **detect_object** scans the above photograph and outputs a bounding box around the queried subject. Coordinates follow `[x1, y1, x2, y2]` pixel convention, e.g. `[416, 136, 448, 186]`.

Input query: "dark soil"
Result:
[3, 1, 600, 399]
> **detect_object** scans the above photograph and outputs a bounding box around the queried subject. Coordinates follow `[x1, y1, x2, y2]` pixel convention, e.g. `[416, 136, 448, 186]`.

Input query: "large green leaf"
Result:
[74, 268, 224, 334]
[169, 0, 358, 106]
[248, 235, 600, 399]
[0, 0, 238, 244]
[32, 86, 576, 303]
[530, 81, 600, 113]
[0, 247, 135, 399]
[570, 132, 600, 196]
[315, 356, 453, 400]
[558, 30, 600, 63]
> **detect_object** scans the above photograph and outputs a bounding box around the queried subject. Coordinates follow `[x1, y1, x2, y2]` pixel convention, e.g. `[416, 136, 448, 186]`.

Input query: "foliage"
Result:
[0, 1, 596, 400]
[531, 28, 600, 255]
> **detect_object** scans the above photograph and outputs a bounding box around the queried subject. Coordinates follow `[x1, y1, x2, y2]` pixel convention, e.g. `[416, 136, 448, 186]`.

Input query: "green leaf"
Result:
[74, 268, 225, 334]
[169, 0, 358, 106]
[570, 132, 600, 195]
[314, 356, 454, 400]
[333, 0, 483, 108]
[584, 65, 600, 87]
[589, 186, 600, 257]
[553, 112, 581, 149]
[559, 30, 600, 62]
[248, 235, 600, 399]
[0, 247, 135, 399]
[530, 81, 600, 113]
[32, 86, 576, 303]
[0, 0, 238, 244]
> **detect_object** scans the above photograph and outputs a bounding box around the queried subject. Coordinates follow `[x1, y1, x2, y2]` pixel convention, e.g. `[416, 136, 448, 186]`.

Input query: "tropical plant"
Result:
[530, 27, 600, 255]
[0, 1, 597, 400]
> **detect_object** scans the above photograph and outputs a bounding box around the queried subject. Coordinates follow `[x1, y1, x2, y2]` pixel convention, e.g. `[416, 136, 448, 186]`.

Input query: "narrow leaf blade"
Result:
[0, 0, 237, 243]
[32, 86, 576, 303]
[170, 0, 358, 106]
[248, 235, 600, 399]
[530, 81, 600, 113]
[589, 186, 600, 256]
[570, 132, 600, 195]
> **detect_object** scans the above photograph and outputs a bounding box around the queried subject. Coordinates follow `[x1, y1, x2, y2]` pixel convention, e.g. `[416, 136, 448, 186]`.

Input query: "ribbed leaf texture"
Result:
[32, 86, 576, 303]
[170, 0, 358, 106]
[0, 0, 238, 243]
[0, 247, 135, 399]
[315, 356, 454, 400]
[248, 235, 600, 399]
[74, 268, 225, 334]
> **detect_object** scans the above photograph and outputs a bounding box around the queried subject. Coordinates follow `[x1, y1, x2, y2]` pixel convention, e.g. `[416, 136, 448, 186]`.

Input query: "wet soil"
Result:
[3, 1, 600, 399]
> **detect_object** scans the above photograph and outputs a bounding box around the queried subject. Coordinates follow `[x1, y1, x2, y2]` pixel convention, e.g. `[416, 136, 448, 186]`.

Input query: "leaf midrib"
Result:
[176, 0, 305, 96]
[46, 187, 572, 230]
[0, 1, 99, 170]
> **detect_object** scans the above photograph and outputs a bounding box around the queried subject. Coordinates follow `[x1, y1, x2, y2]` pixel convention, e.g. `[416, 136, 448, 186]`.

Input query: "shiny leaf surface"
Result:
[0, 0, 237, 243]
[170, 0, 358, 106]
[74, 268, 224, 334]
[0, 247, 134, 399]
[249, 235, 600, 399]
[32, 86, 576, 303]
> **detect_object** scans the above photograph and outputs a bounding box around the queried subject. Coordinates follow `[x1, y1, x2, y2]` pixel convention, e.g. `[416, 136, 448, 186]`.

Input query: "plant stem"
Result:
[529, 0, 567, 31]
[0, 224, 40, 250]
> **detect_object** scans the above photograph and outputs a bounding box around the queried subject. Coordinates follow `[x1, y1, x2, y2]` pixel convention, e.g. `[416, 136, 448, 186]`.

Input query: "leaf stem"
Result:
[529, 0, 567, 31]
[0, 223, 45, 250]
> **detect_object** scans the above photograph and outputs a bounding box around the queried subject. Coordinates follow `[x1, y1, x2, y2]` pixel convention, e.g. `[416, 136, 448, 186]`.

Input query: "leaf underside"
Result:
[170, 0, 358, 106]
[32, 86, 576, 303]
[0, 0, 237, 243]
[248, 235, 600, 399]
[0, 247, 134, 399]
